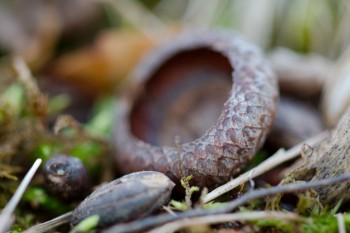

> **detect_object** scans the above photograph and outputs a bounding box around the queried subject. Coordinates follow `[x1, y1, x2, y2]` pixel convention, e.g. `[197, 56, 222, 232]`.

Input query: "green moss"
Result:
[70, 141, 105, 178]
[22, 187, 72, 215]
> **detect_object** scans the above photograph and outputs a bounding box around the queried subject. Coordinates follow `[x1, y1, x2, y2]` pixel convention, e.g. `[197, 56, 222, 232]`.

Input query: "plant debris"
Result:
[71, 171, 175, 228]
[103, 172, 350, 233]
[2, 1, 350, 233]
[286, 106, 350, 206]
[0, 57, 110, 230]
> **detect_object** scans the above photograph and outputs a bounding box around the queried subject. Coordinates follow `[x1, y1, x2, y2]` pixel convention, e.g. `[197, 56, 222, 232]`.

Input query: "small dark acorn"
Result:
[71, 171, 175, 228]
[42, 154, 91, 201]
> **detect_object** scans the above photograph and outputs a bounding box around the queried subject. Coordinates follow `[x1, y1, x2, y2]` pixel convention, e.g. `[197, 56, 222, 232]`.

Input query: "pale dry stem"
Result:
[148, 211, 307, 233]
[204, 131, 328, 203]
[103, 171, 350, 233]
[336, 213, 346, 233]
[23, 211, 73, 233]
[0, 159, 42, 233]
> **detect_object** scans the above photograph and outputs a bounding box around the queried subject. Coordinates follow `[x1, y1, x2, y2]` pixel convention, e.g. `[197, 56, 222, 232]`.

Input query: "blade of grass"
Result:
[0, 159, 42, 233]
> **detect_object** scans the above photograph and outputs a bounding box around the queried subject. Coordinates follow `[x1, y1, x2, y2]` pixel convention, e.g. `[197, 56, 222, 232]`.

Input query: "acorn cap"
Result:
[114, 29, 278, 188]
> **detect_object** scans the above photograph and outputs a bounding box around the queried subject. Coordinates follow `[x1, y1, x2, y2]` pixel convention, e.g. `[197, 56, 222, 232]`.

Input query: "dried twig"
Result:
[103, 171, 350, 233]
[0, 159, 42, 233]
[23, 211, 73, 233]
[13, 56, 40, 94]
[204, 131, 328, 203]
[162, 206, 177, 217]
[148, 211, 307, 233]
[12, 56, 48, 123]
[53, 114, 84, 135]
[336, 213, 346, 233]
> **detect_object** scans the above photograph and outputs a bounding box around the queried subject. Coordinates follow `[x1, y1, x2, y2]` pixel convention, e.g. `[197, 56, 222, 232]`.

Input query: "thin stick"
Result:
[0, 159, 42, 233]
[162, 206, 177, 217]
[1, 159, 42, 215]
[103, 171, 350, 233]
[13, 56, 47, 124]
[336, 213, 346, 233]
[204, 131, 328, 203]
[148, 211, 307, 233]
[23, 211, 73, 233]
[13, 56, 40, 94]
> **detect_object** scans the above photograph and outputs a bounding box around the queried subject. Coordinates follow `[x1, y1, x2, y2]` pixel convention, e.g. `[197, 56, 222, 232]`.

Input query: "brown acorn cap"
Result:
[114, 29, 278, 188]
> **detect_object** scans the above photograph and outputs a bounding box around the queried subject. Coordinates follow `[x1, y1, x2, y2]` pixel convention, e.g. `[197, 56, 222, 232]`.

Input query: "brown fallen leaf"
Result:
[47, 29, 179, 95]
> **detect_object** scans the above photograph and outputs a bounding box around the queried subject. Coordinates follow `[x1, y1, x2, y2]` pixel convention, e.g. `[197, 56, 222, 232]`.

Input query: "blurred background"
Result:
[2, 0, 350, 231]
[1, 0, 349, 104]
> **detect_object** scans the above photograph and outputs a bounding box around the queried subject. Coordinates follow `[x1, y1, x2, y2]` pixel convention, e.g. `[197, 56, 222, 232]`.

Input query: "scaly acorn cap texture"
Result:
[114, 29, 278, 188]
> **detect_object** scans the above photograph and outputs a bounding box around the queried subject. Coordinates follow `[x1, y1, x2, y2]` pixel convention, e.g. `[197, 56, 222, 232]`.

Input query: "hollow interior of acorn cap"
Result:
[130, 48, 233, 147]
